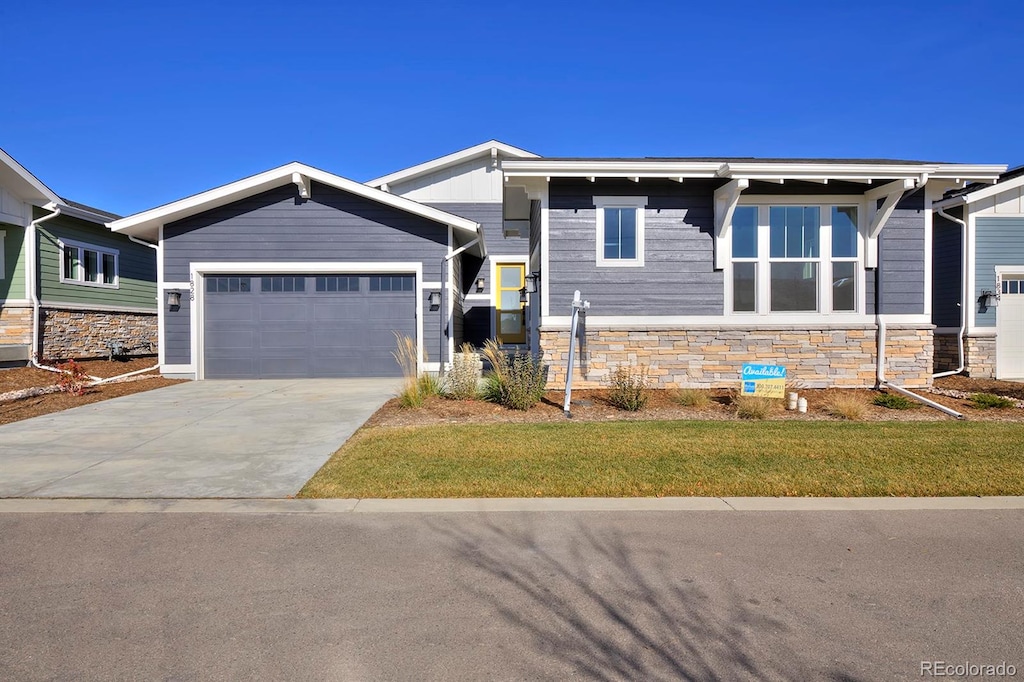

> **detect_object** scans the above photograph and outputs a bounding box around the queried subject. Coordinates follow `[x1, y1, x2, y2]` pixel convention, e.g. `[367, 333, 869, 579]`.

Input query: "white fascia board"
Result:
[501, 160, 723, 178]
[930, 164, 1006, 181]
[0, 147, 62, 206]
[108, 162, 484, 255]
[721, 162, 933, 183]
[954, 172, 1024, 206]
[367, 140, 539, 188]
[56, 203, 118, 226]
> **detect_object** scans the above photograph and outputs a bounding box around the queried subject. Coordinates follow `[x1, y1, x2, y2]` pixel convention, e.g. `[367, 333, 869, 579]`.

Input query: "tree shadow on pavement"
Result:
[430, 517, 863, 681]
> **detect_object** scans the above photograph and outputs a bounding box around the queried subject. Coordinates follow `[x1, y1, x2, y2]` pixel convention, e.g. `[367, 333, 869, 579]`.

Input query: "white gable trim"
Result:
[108, 162, 484, 255]
[367, 140, 538, 189]
[0, 147, 62, 207]
[935, 172, 1024, 209]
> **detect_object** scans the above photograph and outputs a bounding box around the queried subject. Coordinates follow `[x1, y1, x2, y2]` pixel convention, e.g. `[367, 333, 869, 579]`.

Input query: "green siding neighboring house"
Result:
[0, 222, 28, 301]
[34, 207, 156, 311]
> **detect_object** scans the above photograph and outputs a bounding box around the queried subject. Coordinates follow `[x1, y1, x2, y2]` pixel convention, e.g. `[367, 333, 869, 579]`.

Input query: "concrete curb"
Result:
[1, 496, 1023, 514]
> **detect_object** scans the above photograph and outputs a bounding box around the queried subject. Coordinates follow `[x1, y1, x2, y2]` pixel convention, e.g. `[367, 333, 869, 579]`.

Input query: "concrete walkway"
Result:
[0, 379, 399, 498]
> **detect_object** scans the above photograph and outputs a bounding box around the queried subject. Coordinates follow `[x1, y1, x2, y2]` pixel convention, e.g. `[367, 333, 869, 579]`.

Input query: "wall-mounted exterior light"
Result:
[519, 287, 528, 304]
[980, 290, 999, 308]
[524, 272, 540, 294]
[428, 291, 441, 308]
[166, 290, 181, 309]
[476, 278, 485, 292]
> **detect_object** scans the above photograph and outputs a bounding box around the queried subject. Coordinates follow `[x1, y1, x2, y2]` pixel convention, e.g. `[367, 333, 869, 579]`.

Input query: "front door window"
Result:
[496, 263, 526, 344]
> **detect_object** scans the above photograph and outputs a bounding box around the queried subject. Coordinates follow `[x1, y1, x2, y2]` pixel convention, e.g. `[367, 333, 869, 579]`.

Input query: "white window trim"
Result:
[725, 197, 867, 318]
[59, 238, 120, 289]
[595, 196, 646, 267]
[0, 230, 6, 280]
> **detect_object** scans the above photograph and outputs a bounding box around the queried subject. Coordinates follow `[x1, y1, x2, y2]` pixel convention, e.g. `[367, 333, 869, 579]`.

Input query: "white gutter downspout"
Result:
[933, 207, 967, 379]
[86, 233, 163, 385]
[873, 191, 963, 419]
[24, 206, 96, 376]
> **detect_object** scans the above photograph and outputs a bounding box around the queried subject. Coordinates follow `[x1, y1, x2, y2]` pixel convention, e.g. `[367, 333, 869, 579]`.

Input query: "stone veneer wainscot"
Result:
[541, 325, 934, 389]
[40, 308, 157, 360]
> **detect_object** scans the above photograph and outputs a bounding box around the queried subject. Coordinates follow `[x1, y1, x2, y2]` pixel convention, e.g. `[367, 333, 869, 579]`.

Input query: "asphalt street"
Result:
[2, 509, 1021, 680]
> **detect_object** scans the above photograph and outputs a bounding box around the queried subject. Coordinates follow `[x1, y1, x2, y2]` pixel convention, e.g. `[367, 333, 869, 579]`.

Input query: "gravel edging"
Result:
[0, 373, 159, 404]
[927, 387, 1024, 409]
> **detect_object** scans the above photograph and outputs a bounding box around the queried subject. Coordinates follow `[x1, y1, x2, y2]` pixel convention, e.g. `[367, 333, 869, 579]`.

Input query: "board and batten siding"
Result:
[974, 216, 1024, 327]
[162, 181, 452, 364]
[932, 213, 963, 329]
[35, 210, 157, 310]
[547, 178, 722, 316]
[1, 223, 27, 300]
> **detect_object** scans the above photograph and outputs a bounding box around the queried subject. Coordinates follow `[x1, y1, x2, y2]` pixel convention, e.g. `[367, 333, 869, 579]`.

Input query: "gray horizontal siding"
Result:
[548, 179, 723, 316]
[163, 181, 453, 364]
[431, 202, 529, 297]
[877, 190, 925, 315]
[165, 294, 191, 365]
[932, 214, 962, 328]
[975, 216, 1024, 327]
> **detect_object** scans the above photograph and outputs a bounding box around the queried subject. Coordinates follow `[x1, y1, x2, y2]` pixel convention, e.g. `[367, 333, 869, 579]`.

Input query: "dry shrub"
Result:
[824, 392, 867, 420]
[444, 343, 481, 400]
[57, 359, 89, 396]
[480, 339, 547, 411]
[674, 388, 711, 408]
[607, 364, 650, 411]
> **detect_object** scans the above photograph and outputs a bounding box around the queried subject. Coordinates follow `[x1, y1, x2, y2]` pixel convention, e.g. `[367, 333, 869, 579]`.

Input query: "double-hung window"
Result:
[60, 240, 119, 288]
[730, 202, 861, 314]
[595, 196, 646, 267]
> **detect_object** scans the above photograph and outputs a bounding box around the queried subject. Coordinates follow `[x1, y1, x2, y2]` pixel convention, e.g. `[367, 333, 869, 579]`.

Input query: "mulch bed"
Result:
[363, 378, 1024, 430]
[0, 358, 184, 426]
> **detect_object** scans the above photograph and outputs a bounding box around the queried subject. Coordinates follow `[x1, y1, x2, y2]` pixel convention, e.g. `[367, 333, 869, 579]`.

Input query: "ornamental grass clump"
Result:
[823, 393, 867, 421]
[674, 388, 711, 408]
[969, 392, 1015, 409]
[392, 333, 440, 408]
[480, 339, 547, 411]
[444, 343, 482, 400]
[607, 364, 650, 411]
[733, 394, 776, 420]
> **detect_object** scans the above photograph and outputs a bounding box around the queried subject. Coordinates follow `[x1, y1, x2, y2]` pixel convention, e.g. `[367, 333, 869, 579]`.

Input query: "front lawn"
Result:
[299, 421, 1024, 498]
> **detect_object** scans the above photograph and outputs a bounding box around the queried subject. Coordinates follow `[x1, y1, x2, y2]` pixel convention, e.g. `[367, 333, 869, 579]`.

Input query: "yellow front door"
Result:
[495, 263, 526, 344]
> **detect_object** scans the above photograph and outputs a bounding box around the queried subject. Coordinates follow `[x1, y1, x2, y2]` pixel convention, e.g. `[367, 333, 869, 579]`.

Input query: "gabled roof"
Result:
[367, 140, 538, 189]
[108, 162, 486, 256]
[0, 147, 62, 207]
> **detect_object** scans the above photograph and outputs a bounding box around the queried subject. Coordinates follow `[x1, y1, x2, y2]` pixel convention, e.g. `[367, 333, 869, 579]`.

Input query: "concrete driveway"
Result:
[0, 379, 399, 498]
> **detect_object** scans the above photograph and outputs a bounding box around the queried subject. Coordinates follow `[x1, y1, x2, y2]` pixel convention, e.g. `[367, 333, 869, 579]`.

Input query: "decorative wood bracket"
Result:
[713, 178, 749, 269]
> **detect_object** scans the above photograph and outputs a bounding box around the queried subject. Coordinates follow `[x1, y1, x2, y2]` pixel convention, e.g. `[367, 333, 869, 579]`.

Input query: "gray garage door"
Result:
[203, 274, 415, 379]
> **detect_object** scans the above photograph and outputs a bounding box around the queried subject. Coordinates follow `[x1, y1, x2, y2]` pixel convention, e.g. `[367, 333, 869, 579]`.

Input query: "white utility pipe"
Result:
[933, 207, 967, 378]
[872, 195, 964, 419]
[24, 207, 102, 378]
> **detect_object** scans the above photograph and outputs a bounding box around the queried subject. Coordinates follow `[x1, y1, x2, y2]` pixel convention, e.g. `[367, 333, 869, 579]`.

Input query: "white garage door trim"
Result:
[189, 262, 425, 380]
[995, 265, 1024, 380]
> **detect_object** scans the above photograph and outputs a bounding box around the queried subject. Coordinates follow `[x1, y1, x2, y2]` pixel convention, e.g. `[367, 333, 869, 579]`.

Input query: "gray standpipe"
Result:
[563, 290, 590, 418]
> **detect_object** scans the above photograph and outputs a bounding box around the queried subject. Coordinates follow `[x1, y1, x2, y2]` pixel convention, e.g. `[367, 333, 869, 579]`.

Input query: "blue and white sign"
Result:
[741, 363, 787, 398]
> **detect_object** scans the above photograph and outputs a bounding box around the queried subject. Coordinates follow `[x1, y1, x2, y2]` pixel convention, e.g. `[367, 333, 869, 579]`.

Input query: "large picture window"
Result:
[730, 202, 860, 315]
[594, 196, 646, 267]
[60, 240, 119, 288]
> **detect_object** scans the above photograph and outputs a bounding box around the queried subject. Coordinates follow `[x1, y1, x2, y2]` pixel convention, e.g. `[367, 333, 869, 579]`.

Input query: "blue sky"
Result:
[2, 0, 1022, 216]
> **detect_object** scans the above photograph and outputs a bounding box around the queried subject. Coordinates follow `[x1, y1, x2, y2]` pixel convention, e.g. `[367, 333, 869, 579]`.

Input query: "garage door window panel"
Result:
[261, 276, 306, 292]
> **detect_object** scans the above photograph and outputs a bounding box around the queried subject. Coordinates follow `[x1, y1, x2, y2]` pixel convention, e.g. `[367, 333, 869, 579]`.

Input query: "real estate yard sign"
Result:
[741, 363, 787, 398]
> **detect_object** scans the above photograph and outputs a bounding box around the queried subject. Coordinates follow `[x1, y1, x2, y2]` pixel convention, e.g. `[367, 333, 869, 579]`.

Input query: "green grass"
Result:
[299, 421, 1024, 499]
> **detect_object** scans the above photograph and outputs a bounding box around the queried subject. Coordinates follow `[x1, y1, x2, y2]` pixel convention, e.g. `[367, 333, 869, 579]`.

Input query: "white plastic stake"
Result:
[563, 290, 589, 417]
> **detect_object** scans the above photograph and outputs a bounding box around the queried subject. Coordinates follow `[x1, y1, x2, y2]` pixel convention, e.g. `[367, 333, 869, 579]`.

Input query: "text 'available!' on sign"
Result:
[741, 363, 787, 398]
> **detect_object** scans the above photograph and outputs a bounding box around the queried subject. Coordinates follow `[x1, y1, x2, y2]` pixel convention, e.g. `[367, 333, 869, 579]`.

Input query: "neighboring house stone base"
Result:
[41, 308, 157, 361]
[541, 325, 934, 390]
[0, 305, 33, 346]
[965, 335, 996, 378]
[933, 333, 998, 378]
